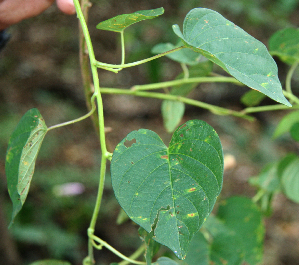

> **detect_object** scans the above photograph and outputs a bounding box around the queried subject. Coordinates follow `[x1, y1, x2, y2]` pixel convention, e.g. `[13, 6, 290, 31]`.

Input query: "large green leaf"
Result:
[153, 257, 179, 265]
[111, 120, 224, 259]
[269, 28, 299, 65]
[217, 197, 265, 265]
[96, 8, 164, 33]
[172, 8, 291, 107]
[5, 108, 47, 226]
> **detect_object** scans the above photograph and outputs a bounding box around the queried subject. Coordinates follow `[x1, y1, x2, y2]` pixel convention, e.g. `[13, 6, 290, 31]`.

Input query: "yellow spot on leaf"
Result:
[188, 187, 196, 192]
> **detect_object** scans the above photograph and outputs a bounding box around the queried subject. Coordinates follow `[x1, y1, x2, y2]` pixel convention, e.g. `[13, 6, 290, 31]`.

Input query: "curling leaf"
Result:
[5, 108, 47, 226]
[96, 8, 164, 33]
[111, 120, 223, 259]
[172, 8, 291, 106]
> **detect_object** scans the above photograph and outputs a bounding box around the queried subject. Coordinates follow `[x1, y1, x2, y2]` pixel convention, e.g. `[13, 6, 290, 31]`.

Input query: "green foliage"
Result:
[152, 42, 201, 65]
[111, 120, 223, 259]
[269, 28, 299, 64]
[172, 8, 291, 107]
[29, 261, 71, 265]
[96, 8, 164, 33]
[241, 90, 266, 107]
[272, 110, 299, 138]
[4, 2, 299, 265]
[5, 108, 47, 226]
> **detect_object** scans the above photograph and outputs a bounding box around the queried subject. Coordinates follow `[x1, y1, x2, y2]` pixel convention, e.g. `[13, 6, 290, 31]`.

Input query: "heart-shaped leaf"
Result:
[5, 108, 47, 226]
[111, 120, 224, 259]
[96, 8, 164, 33]
[172, 8, 291, 107]
[269, 28, 299, 65]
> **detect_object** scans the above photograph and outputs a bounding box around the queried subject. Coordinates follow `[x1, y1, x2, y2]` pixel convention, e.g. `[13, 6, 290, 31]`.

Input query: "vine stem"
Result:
[95, 46, 185, 71]
[100, 87, 254, 120]
[73, 0, 110, 263]
[131, 76, 242, 91]
[47, 94, 96, 132]
[90, 234, 146, 265]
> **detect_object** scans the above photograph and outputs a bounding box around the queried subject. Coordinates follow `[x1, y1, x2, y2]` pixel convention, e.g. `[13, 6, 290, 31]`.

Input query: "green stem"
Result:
[283, 91, 299, 105]
[47, 95, 96, 131]
[181, 63, 189, 79]
[132, 76, 242, 91]
[95, 46, 184, 71]
[118, 245, 146, 265]
[120, 31, 125, 65]
[243, 103, 299, 114]
[90, 235, 146, 265]
[100, 87, 254, 120]
[285, 60, 299, 96]
[73, 0, 110, 263]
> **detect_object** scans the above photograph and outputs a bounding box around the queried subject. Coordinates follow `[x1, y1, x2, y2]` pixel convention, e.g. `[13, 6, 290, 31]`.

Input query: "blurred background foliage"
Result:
[0, 0, 299, 264]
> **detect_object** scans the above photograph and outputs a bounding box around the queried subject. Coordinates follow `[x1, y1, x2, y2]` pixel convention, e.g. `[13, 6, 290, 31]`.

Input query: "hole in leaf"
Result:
[124, 138, 136, 148]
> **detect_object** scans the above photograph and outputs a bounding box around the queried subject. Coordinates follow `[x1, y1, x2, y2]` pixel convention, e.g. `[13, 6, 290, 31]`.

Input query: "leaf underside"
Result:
[5, 108, 47, 226]
[96, 7, 164, 33]
[110, 120, 224, 259]
[172, 8, 291, 107]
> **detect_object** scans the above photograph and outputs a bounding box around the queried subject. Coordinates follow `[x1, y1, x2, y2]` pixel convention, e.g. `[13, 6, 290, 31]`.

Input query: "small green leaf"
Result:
[241, 90, 266, 107]
[280, 156, 299, 203]
[139, 227, 161, 264]
[5, 108, 47, 226]
[172, 8, 291, 107]
[152, 257, 179, 265]
[96, 8, 164, 33]
[217, 197, 265, 265]
[111, 120, 224, 259]
[162, 61, 214, 133]
[152, 43, 201, 65]
[269, 28, 299, 65]
[162, 100, 185, 133]
[30, 260, 71, 265]
[273, 110, 299, 139]
[290, 122, 299, 142]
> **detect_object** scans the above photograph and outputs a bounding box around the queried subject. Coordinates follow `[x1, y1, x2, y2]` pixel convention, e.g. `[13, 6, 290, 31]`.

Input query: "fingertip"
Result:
[56, 0, 76, 15]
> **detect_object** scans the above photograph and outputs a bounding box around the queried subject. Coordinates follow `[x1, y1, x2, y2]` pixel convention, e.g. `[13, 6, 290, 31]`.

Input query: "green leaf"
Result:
[162, 101, 185, 133]
[203, 216, 244, 265]
[162, 61, 214, 133]
[111, 120, 224, 259]
[182, 231, 210, 265]
[279, 156, 299, 203]
[29, 260, 71, 265]
[96, 8, 164, 33]
[290, 122, 299, 142]
[273, 110, 299, 139]
[152, 43, 201, 65]
[217, 197, 265, 265]
[172, 8, 291, 107]
[5, 108, 47, 226]
[241, 90, 266, 107]
[152, 257, 179, 265]
[269, 28, 299, 65]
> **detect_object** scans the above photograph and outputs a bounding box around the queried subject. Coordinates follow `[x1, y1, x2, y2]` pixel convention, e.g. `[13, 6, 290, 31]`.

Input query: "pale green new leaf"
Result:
[111, 120, 224, 259]
[96, 8, 164, 32]
[172, 8, 291, 107]
[269, 28, 299, 65]
[5, 108, 47, 226]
